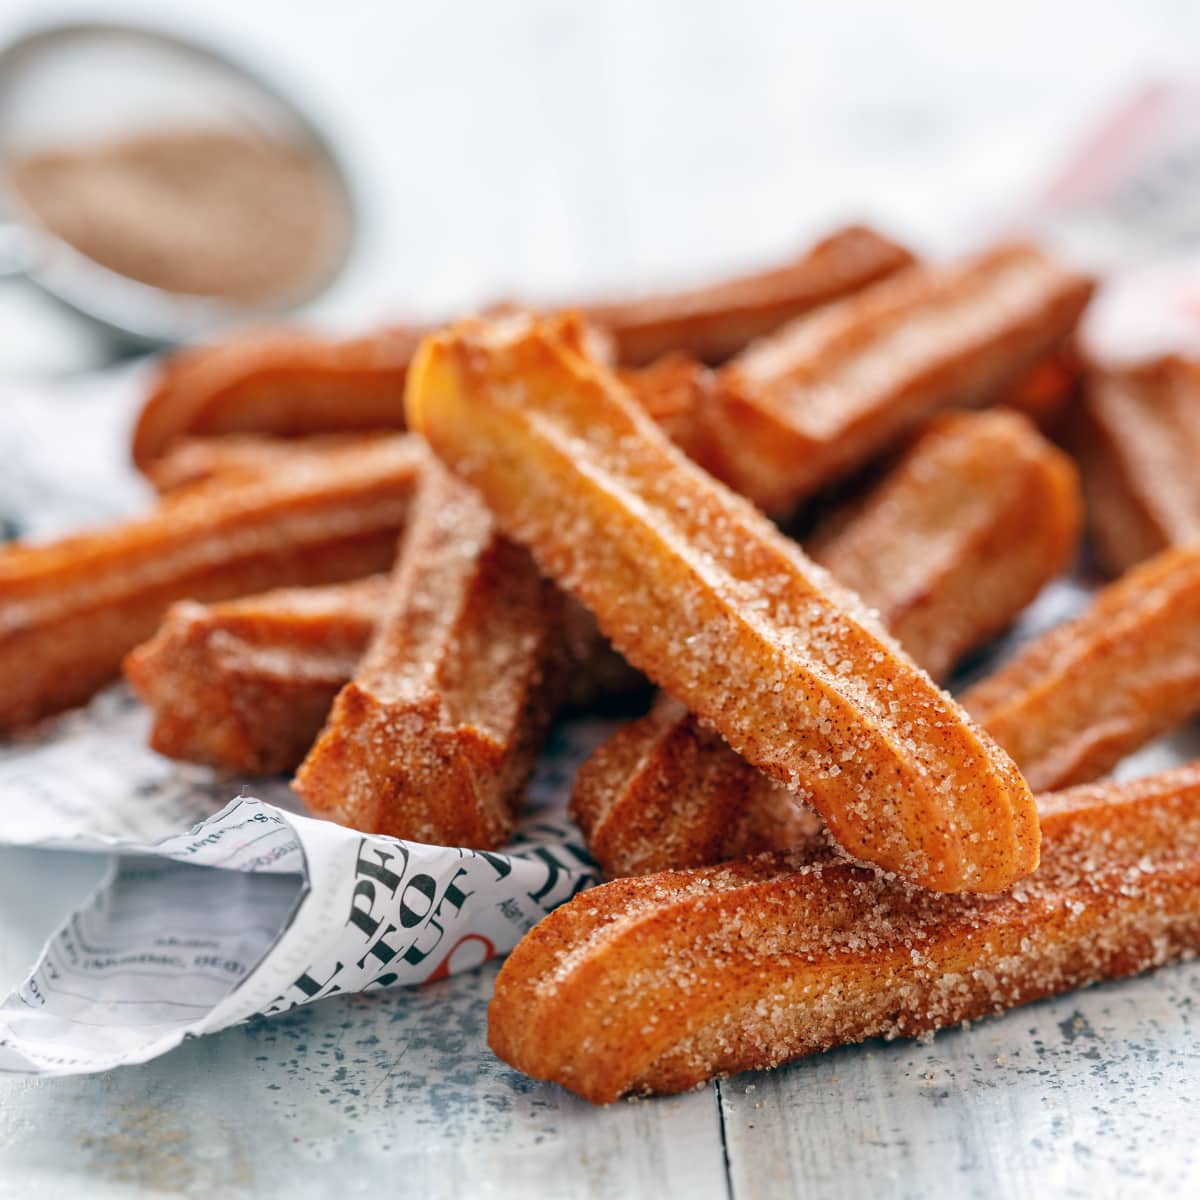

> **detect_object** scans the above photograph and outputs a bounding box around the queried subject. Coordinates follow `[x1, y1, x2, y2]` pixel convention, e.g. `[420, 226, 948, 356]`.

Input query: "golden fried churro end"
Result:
[963, 542, 1200, 792]
[124, 577, 386, 774]
[292, 462, 563, 850]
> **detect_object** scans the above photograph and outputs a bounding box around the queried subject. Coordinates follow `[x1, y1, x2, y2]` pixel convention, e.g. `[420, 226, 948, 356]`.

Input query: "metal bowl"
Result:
[0, 20, 357, 349]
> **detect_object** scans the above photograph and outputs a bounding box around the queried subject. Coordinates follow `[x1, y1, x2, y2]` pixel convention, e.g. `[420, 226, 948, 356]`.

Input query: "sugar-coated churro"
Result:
[406, 313, 1037, 892]
[292, 462, 564, 849]
[575, 409, 1080, 877]
[142, 432, 397, 494]
[133, 326, 425, 469]
[571, 694, 820, 878]
[0, 436, 422, 730]
[131, 227, 911, 473]
[582, 224, 914, 366]
[124, 577, 386, 773]
[126, 573, 640, 775]
[808, 409, 1081, 681]
[707, 244, 1093, 513]
[492, 764, 1200, 1103]
[963, 543, 1200, 791]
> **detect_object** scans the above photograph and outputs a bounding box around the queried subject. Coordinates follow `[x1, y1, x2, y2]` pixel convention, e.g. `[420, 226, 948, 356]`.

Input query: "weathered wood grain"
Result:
[0, 857, 727, 1199]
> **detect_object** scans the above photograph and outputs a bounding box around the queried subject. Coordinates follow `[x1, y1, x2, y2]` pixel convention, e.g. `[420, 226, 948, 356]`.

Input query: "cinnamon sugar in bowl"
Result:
[0, 22, 355, 345]
[8, 125, 350, 307]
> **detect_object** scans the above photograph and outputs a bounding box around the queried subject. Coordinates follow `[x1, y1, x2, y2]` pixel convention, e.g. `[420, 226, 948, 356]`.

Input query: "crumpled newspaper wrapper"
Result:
[0, 688, 604, 1076]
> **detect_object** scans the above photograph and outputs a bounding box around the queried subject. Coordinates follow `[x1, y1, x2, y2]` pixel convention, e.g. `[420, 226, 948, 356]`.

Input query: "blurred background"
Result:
[0, 0, 1198, 373]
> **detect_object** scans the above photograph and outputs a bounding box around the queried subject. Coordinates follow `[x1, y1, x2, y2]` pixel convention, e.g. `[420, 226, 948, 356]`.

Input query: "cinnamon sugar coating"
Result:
[292, 462, 564, 849]
[492, 765, 1200, 1104]
[706, 244, 1093, 513]
[572, 693, 819, 878]
[406, 313, 1037, 892]
[125, 577, 386, 773]
[809, 409, 1081, 682]
[963, 543, 1200, 791]
[126, 574, 636, 775]
[0, 436, 421, 730]
[575, 409, 1081, 878]
[1073, 358, 1200, 576]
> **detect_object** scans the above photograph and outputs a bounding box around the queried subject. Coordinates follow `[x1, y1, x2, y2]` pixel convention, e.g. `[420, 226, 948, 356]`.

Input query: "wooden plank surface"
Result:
[6, 844, 1200, 1198]
[719, 961, 1200, 1199]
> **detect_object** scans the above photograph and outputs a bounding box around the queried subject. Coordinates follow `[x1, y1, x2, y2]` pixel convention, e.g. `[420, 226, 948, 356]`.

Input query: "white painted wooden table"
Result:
[3, 2, 1200, 1195]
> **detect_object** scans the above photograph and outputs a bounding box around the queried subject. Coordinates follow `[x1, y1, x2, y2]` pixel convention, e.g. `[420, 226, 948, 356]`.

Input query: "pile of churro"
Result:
[7, 223, 1200, 1105]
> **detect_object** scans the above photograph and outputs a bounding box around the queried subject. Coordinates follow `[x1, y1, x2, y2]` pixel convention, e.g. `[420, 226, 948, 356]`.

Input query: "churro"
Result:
[963, 543, 1200, 791]
[406, 314, 1037, 892]
[292, 462, 563, 849]
[132, 325, 425, 469]
[617, 355, 722, 474]
[0, 436, 422, 730]
[125, 572, 640, 775]
[1073, 358, 1200, 576]
[808, 409, 1081, 681]
[572, 694, 820, 878]
[124, 577, 386, 774]
[583, 224, 913, 366]
[492, 764, 1200, 1103]
[143, 432, 395, 494]
[707, 244, 1093, 513]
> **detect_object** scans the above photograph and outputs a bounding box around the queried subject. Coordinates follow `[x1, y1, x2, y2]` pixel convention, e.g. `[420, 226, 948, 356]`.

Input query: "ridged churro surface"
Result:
[293, 463, 563, 849]
[407, 314, 1037, 891]
[583, 224, 913, 366]
[964, 544, 1200, 791]
[125, 577, 385, 773]
[809, 409, 1081, 681]
[132, 227, 909, 472]
[133, 326, 424, 469]
[709, 244, 1093, 512]
[575, 409, 1080, 877]
[0, 436, 421, 730]
[493, 766, 1200, 1103]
